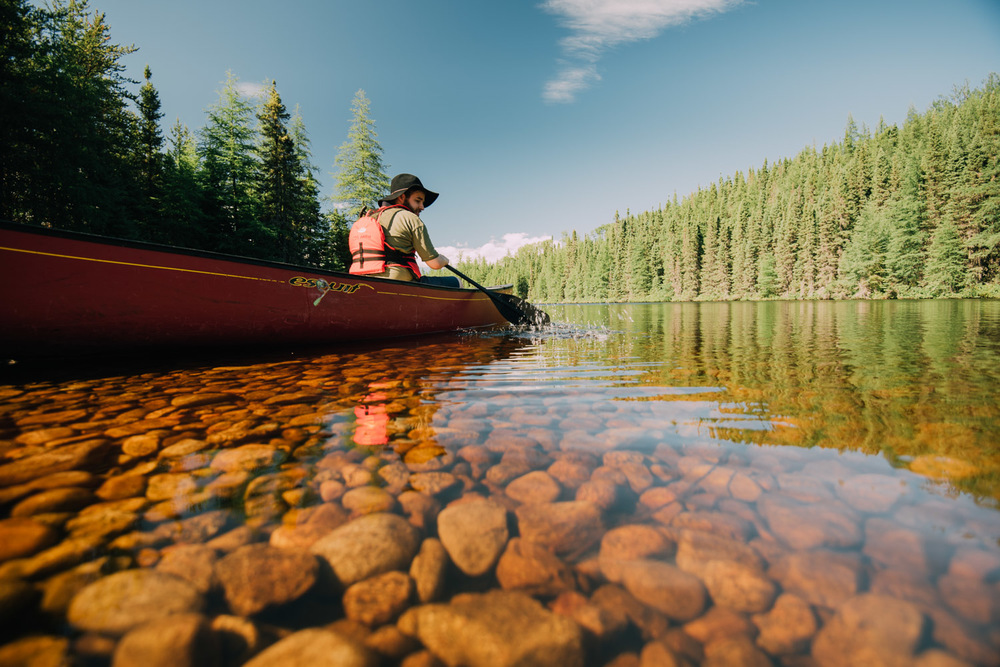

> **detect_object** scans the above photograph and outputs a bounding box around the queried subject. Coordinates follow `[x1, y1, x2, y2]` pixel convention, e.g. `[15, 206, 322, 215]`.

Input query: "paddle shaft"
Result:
[445, 265, 545, 326]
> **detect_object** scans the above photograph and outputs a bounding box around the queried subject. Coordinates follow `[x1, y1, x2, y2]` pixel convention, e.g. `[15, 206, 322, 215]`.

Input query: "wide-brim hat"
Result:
[383, 173, 438, 207]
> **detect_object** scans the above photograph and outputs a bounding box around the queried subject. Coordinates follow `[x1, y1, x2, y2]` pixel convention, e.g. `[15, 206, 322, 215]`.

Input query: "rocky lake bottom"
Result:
[1, 301, 999, 667]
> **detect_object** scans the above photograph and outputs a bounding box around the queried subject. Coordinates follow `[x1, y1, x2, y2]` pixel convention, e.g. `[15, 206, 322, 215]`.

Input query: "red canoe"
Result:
[0, 221, 510, 358]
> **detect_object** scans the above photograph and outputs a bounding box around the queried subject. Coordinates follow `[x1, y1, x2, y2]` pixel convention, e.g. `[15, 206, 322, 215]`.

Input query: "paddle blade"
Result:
[492, 293, 550, 327]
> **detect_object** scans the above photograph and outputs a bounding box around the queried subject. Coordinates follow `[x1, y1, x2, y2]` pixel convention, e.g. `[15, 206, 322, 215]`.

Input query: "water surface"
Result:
[0, 299, 998, 665]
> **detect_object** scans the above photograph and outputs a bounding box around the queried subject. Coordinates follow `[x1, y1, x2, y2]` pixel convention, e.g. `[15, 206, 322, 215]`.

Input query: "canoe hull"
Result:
[0, 222, 508, 357]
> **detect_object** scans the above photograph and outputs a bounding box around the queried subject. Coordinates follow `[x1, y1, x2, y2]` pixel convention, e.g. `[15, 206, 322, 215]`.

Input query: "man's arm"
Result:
[425, 254, 450, 270]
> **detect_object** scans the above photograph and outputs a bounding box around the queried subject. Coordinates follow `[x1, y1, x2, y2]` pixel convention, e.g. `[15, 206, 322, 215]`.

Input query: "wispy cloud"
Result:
[431, 232, 553, 267]
[541, 0, 743, 103]
[236, 81, 267, 99]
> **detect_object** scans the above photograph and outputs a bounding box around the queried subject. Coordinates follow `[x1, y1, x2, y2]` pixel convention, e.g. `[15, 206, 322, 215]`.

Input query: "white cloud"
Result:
[543, 64, 601, 104]
[540, 0, 743, 103]
[236, 81, 267, 99]
[430, 232, 553, 267]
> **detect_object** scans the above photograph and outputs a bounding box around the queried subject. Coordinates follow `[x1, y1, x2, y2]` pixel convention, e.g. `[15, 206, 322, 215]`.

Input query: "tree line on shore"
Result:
[3, 1, 998, 303]
[454, 75, 1000, 302]
[1, 0, 386, 270]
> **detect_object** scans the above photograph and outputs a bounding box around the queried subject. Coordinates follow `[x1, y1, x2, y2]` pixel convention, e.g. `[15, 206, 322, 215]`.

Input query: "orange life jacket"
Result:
[348, 206, 422, 278]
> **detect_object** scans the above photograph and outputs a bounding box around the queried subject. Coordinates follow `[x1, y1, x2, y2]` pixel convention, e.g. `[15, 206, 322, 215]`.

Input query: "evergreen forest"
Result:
[1, 0, 359, 270]
[455, 76, 1000, 303]
[3, 0, 999, 303]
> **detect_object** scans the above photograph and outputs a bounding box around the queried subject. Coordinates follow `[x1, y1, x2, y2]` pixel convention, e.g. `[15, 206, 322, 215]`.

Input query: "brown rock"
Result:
[683, 605, 757, 644]
[398, 490, 441, 530]
[158, 438, 210, 459]
[242, 628, 378, 667]
[576, 478, 630, 512]
[13, 534, 105, 579]
[515, 501, 604, 558]
[752, 593, 817, 655]
[343, 571, 414, 626]
[639, 640, 685, 667]
[0, 636, 70, 667]
[112, 613, 219, 667]
[674, 529, 765, 579]
[598, 524, 675, 583]
[770, 550, 863, 609]
[310, 512, 421, 588]
[759, 496, 861, 550]
[64, 506, 138, 541]
[703, 636, 772, 667]
[812, 594, 926, 667]
[547, 457, 595, 490]
[835, 473, 907, 514]
[364, 624, 421, 660]
[157, 544, 218, 594]
[869, 569, 940, 608]
[121, 433, 163, 457]
[96, 473, 148, 501]
[209, 444, 287, 472]
[591, 584, 671, 640]
[505, 470, 562, 504]
[11, 486, 95, 517]
[16, 426, 76, 446]
[702, 559, 777, 613]
[409, 537, 449, 603]
[863, 518, 937, 576]
[550, 590, 628, 641]
[398, 589, 584, 667]
[0, 517, 59, 562]
[437, 498, 509, 576]
[214, 543, 318, 616]
[0, 439, 110, 486]
[410, 472, 461, 498]
[620, 559, 707, 621]
[670, 510, 755, 541]
[342, 486, 399, 515]
[146, 472, 199, 502]
[270, 502, 350, 550]
[495, 537, 577, 595]
[938, 571, 1000, 625]
[67, 569, 204, 635]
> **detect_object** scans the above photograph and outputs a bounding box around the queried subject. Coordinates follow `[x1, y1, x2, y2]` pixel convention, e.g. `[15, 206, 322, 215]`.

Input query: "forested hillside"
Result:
[455, 76, 1000, 302]
[1, 0, 355, 270]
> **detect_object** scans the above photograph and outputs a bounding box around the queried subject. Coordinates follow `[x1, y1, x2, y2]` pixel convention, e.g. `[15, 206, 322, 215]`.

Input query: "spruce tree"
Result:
[159, 120, 205, 247]
[333, 90, 389, 219]
[199, 72, 259, 255]
[924, 218, 966, 295]
[134, 64, 165, 236]
[256, 81, 305, 263]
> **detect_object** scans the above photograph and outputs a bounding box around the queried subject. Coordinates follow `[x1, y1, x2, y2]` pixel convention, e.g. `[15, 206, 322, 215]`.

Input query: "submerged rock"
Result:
[67, 569, 204, 636]
[310, 512, 421, 588]
[437, 498, 509, 576]
[398, 589, 584, 667]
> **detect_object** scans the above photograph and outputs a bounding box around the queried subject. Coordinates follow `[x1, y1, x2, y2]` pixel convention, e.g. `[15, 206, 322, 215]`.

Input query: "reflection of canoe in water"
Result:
[0, 221, 513, 359]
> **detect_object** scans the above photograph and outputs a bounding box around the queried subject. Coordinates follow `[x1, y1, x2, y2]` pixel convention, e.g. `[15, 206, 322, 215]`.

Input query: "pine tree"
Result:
[159, 120, 205, 247]
[333, 90, 389, 219]
[134, 64, 165, 236]
[885, 158, 927, 292]
[199, 72, 259, 255]
[924, 217, 966, 295]
[256, 81, 305, 263]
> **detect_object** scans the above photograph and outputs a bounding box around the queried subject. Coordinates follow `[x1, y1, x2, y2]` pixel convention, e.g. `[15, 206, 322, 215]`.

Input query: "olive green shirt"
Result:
[369, 208, 440, 281]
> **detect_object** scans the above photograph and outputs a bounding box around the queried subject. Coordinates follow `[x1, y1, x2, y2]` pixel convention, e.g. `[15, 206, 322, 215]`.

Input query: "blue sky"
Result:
[53, 0, 1000, 262]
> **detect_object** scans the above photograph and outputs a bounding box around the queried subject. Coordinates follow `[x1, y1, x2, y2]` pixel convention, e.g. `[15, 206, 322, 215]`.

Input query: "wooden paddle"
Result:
[445, 265, 550, 327]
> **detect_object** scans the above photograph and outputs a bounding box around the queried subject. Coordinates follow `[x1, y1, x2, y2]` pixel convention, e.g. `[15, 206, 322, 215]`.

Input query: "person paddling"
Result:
[348, 173, 457, 286]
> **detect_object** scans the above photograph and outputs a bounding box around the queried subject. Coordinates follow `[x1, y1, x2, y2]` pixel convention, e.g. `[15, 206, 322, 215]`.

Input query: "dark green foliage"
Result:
[457, 75, 1000, 303]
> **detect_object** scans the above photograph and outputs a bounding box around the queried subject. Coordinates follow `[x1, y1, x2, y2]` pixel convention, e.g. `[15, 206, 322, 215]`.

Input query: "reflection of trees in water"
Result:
[548, 301, 1000, 503]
